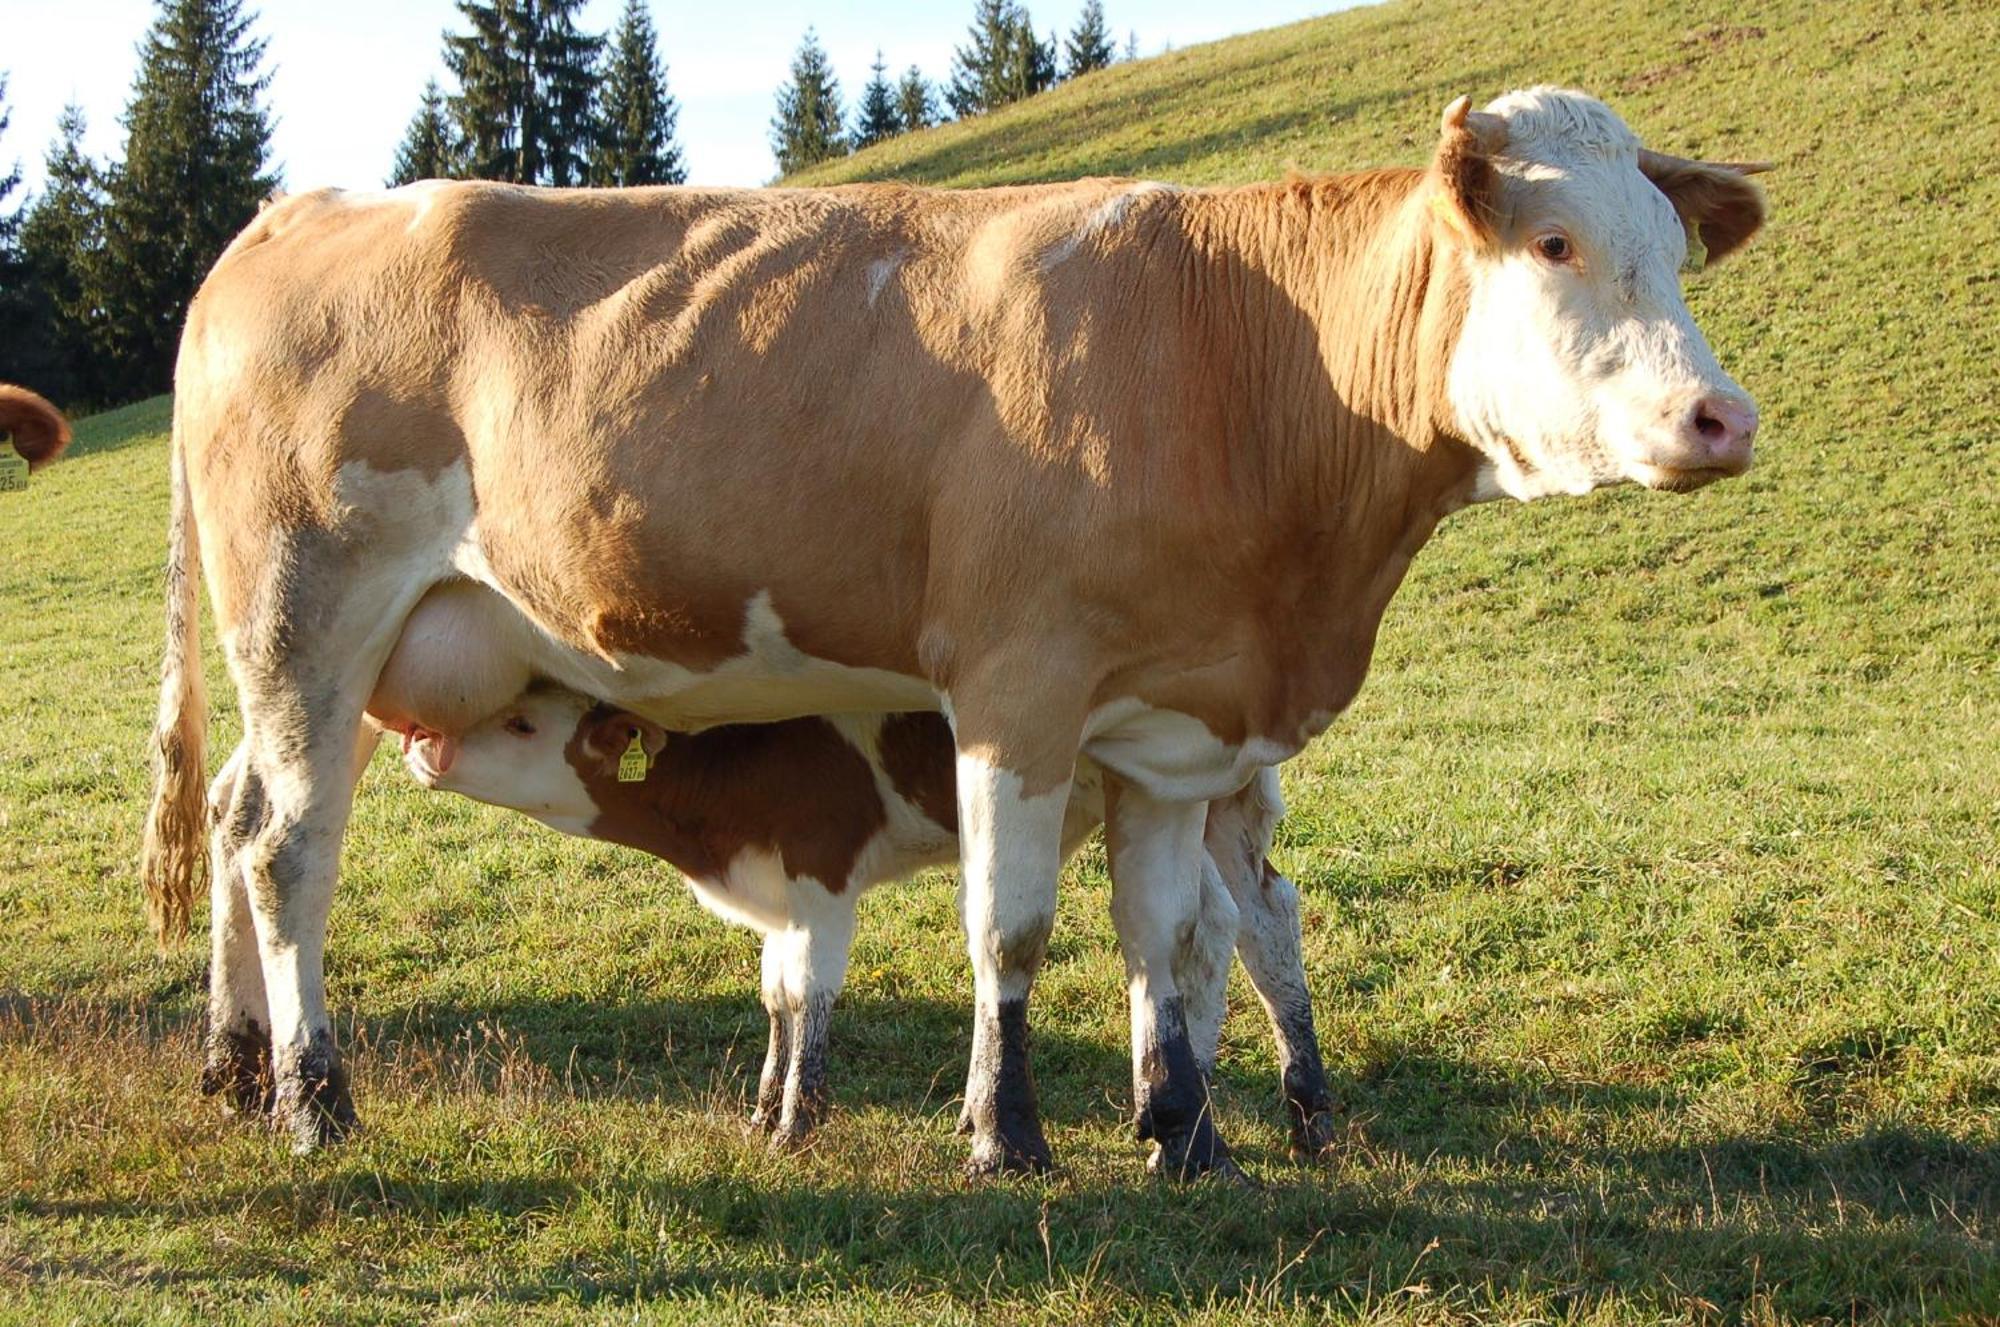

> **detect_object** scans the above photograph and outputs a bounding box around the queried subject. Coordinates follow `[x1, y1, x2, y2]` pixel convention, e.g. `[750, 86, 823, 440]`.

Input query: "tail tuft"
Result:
[139, 444, 207, 946]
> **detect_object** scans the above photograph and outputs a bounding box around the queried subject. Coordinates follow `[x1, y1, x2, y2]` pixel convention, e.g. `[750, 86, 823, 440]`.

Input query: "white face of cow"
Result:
[405, 687, 603, 832]
[1438, 89, 1768, 499]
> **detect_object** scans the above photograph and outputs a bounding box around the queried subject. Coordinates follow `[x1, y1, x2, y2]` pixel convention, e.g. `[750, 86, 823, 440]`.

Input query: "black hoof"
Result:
[964, 1126, 1053, 1178]
[199, 1024, 273, 1116]
[1144, 1112, 1238, 1183]
[1288, 1106, 1338, 1160]
[272, 1034, 357, 1154]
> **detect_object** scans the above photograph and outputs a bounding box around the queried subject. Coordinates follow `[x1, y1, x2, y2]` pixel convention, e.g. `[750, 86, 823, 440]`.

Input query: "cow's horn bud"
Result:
[1441, 95, 1472, 133]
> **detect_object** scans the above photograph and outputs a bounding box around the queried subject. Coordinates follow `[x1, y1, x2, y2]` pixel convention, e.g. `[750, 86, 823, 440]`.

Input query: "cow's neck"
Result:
[1178, 170, 1483, 730]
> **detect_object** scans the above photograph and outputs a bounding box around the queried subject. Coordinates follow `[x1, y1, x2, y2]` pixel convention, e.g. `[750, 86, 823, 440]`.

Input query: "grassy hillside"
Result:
[3, 0, 1996, 1322]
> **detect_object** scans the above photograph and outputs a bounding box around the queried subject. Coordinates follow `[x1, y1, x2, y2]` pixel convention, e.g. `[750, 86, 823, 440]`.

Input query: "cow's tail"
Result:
[0, 384, 73, 469]
[140, 427, 207, 947]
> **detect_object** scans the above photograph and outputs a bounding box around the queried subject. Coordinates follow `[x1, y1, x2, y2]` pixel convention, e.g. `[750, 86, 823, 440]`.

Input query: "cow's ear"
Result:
[1429, 95, 1508, 248]
[1638, 150, 1770, 266]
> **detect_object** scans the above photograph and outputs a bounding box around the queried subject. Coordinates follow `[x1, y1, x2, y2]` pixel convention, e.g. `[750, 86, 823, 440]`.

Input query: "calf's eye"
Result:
[1536, 234, 1573, 264]
[504, 715, 537, 737]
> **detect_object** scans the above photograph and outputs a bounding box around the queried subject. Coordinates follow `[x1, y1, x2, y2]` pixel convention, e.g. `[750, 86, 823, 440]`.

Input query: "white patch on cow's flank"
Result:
[865, 253, 905, 308]
[1040, 181, 1179, 272]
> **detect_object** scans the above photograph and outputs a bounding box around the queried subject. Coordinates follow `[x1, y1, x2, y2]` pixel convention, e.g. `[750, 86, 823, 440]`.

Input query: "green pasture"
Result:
[3, 0, 1996, 1321]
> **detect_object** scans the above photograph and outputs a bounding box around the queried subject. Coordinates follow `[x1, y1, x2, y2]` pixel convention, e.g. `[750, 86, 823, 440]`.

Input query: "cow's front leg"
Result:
[1107, 779, 1241, 1181]
[1205, 770, 1337, 1157]
[200, 743, 273, 1115]
[951, 719, 1077, 1178]
[769, 889, 858, 1151]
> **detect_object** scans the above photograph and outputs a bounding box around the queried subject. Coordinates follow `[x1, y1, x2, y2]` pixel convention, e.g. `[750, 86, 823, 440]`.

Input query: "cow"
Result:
[141, 87, 1768, 1178]
[0, 384, 72, 470]
[372, 642, 1332, 1160]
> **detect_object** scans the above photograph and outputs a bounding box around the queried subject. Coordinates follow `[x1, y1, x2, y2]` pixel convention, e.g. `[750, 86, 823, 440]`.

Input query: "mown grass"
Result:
[4, 0, 1998, 1321]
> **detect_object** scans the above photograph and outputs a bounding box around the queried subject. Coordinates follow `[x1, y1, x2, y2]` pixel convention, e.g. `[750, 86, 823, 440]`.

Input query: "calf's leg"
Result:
[767, 886, 859, 1150]
[752, 935, 790, 1131]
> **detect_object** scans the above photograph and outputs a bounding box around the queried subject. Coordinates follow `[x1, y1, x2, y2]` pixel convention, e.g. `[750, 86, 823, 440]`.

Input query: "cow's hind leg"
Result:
[1205, 770, 1336, 1157]
[200, 742, 273, 1115]
[224, 530, 435, 1151]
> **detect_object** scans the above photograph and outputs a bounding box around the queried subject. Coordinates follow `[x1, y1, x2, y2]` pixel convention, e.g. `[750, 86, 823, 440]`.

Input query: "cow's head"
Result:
[1430, 87, 1769, 498]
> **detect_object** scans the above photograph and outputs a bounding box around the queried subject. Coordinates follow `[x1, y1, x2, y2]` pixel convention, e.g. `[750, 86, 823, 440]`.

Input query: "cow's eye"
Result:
[1536, 234, 1574, 264]
[503, 715, 536, 737]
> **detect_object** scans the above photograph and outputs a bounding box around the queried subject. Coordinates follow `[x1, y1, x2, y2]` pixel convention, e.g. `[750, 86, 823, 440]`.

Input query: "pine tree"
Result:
[0, 73, 46, 397]
[1003, 17, 1058, 103]
[444, 0, 603, 186]
[853, 51, 901, 150]
[536, 0, 600, 186]
[95, 0, 276, 399]
[949, 2, 1053, 116]
[896, 66, 939, 133]
[947, 0, 1012, 117]
[590, 0, 685, 186]
[770, 29, 845, 176]
[1064, 0, 1115, 78]
[0, 75, 22, 256]
[19, 106, 110, 405]
[389, 79, 460, 185]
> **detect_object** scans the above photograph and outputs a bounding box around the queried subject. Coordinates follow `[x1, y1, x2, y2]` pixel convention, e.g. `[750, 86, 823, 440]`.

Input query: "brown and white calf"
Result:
[143, 87, 1768, 1176]
[392, 670, 1333, 1157]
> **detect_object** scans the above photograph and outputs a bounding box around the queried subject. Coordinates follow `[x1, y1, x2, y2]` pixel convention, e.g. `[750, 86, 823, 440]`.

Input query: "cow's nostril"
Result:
[1695, 411, 1726, 442]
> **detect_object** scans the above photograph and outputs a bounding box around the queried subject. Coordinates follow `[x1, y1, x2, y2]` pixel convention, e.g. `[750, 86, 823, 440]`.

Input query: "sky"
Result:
[5, 1, 1342, 194]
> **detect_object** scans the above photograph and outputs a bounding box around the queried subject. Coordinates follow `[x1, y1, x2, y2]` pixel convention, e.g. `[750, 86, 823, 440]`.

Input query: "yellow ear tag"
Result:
[617, 730, 650, 782]
[1681, 220, 1708, 274]
[0, 444, 27, 494]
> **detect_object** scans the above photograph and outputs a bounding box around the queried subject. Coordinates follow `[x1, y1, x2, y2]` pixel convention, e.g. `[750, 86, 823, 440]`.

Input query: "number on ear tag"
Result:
[617, 729, 650, 782]
[0, 446, 26, 493]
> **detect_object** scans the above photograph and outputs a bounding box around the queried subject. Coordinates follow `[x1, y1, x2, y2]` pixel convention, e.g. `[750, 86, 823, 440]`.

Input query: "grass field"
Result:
[4, 0, 1998, 1321]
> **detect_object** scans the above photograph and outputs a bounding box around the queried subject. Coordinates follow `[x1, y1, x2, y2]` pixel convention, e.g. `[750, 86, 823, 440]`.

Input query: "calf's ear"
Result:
[1638, 150, 1770, 266]
[582, 709, 669, 768]
[1430, 95, 1508, 248]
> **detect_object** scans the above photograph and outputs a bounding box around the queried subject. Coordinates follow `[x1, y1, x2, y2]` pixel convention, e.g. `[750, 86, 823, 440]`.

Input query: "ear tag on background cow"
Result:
[617, 729, 650, 782]
[1681, 221, 1708, 274]
[0, 443, 27, 493]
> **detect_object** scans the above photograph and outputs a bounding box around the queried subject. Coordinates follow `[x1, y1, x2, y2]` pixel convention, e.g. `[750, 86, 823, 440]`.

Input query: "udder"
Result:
[366, 579, 539, 771]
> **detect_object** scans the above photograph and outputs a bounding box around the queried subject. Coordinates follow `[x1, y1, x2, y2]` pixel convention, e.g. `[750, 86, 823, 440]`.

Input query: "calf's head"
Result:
[405, 686, 666, 834]
[1429, 87, 1769, 498]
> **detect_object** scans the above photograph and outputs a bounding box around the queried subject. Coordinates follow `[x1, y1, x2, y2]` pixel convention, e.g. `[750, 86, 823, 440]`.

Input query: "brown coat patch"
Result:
[568, 709, 889, 892]
[0, 384, 72, 470]
[876, 712, 960, 833]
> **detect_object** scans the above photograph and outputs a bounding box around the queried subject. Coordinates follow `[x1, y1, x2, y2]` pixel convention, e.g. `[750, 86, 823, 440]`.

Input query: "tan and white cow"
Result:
[142, 87, 1768, 1177]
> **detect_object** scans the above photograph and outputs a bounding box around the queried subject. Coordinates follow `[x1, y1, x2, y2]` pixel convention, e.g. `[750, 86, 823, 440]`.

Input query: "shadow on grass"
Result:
[57, 395, 173, 462]
[6, 990, 1995, 1319]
